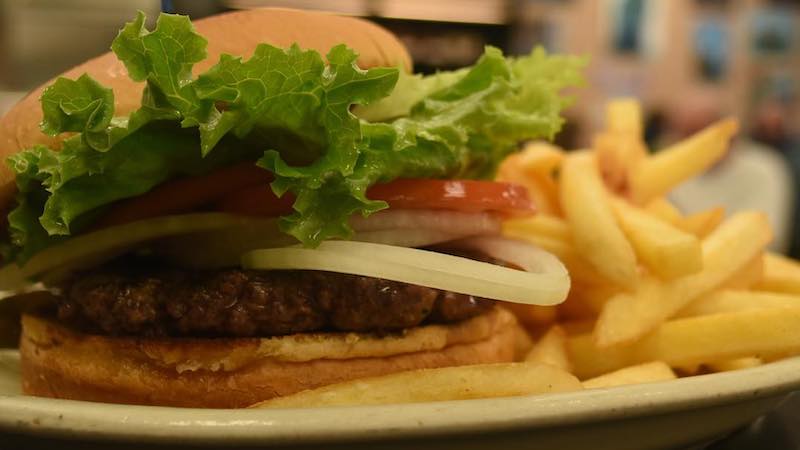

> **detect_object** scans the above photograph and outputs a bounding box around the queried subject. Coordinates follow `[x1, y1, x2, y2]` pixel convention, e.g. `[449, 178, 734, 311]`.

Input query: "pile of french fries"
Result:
[503, 98, 800, 382]
[255, 99, 800, 409]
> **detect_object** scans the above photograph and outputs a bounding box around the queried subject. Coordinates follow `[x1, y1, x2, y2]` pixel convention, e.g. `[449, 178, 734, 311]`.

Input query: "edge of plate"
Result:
[2, 352, 800, 445]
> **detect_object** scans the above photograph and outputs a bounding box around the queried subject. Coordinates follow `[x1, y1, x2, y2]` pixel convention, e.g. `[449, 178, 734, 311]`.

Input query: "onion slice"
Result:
[242, 239, 570, 306]
[444, 235, 570, 280]
[0, 213, 258, 288]
[349, 209, 501, 235]
[156, 210, 497, 269]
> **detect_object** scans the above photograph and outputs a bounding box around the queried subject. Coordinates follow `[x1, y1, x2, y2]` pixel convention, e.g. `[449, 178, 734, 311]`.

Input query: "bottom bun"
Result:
[20, 307, 519, 408]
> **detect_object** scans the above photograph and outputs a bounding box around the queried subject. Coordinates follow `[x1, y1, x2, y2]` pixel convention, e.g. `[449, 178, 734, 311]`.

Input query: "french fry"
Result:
[253, 363, 583, 408]
[594, 133, 644, 194]
[525, 325, 571, 371]
[503, 215, 571, 242]
[677, 207, 726, 238]
[504, 303, 558, 328]
[498, 143, 564, 215]
[755, 252, 800, 295]
[513, 326, 535, 360]
[592, 276, 665, 348]
[569, 282, 620, 315]
[673, 364, 702, 376]
[505, 231, 609, 287]
[629, 118, 739, 204]
[678, 290, 800, 317]
[560, 319, 596, 335]
[560, 153, 638, 288]
[706, 357, 763, 372]
[558, 293, 598, 321]
[516, 142, 565, 175]
[607, 98, 643, 136]
[582, 361, 676, 389]
[595, 99, 648, 194]
[644, 198, 684, 225]
[570, 307, 800, 379]
[612, 198, 702, 279]
[719, 254, 763, 290]
[594, 212, 772, 347]
[503, 174, 561, 216]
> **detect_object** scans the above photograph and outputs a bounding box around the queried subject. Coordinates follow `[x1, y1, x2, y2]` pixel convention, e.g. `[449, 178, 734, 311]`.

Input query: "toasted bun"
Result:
[0, 8, 412, 214]
[21, 307, 519, 408]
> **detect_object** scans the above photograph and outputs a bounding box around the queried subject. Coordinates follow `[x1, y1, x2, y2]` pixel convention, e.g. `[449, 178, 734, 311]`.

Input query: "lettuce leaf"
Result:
[4, 11, 583, 263]
[266, 47, 584, 245]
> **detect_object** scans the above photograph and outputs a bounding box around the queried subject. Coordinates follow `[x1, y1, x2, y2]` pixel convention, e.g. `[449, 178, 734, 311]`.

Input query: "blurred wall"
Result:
[0, 0, 798, 147]
[0, 0, 160, 114]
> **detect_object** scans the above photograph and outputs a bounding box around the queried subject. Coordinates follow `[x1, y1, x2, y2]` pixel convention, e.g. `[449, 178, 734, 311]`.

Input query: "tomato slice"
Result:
[216, 185, 295, 217]
[367, 179, 534, 216]
[94, 164, 273, 229]
[217, 179, 534, 217]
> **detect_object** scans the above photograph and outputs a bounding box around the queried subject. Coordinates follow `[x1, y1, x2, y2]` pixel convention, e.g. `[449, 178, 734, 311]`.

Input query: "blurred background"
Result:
[0, 0, 798, 251]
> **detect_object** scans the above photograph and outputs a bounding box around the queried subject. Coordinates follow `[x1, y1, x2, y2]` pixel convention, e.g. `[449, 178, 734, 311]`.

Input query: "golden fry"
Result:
[560, 153, 638, 288]
[504, 303, 558, 329]
[613, 198, 702, 279]
[718, 254, 763, 290]
[569, 282, 620, 315]
[558, 293, 599, 321]
[629, 118, 739, 204]
[606, 98, 644, 138]
[594, 212, 772, 347]
[582, 361, 676, 389]
[516, 142, 565, 175]
[570, 307, 800, 379]
[644, 198, 684, 225]
[559, 319, 596, 335]
[678, 289, 800, 317]
[706, 357, 763, 372]
[677, 207, 726, 238]
[253, 363, 583, 408]
[525, 325, 571, 372]
[503, 215, 571, 242]
[755, 252, 800, 295]
[497, 142, 566, 215]
[503, 231, 609, 287]
[513, 326, 536, 360]
[594, 133, 645, 194]
[594, 99, 648, 194]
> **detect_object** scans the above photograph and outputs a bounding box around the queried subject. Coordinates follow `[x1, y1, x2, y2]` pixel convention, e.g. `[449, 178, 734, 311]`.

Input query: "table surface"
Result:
[707, 392, 800, 450]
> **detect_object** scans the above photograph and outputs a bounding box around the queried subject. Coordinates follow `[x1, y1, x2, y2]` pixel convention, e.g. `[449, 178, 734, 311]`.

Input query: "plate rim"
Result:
[2, 349, 800, 444]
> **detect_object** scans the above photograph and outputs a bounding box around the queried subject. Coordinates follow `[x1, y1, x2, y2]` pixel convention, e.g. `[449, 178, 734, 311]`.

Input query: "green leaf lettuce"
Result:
[4, 12, 583, 264]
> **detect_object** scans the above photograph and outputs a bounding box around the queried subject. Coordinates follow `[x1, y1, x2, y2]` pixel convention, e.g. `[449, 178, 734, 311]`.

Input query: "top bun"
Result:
[0, 8, 412, 215]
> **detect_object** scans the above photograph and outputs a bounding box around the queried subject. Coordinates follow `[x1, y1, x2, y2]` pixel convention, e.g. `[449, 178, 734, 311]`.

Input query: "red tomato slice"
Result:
[367, 179, 534, 216]
[95, 164, 273, 229]
[217, 179, 534, 217]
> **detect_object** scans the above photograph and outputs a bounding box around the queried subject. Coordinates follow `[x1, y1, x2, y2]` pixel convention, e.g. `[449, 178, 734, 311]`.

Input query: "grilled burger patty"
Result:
[57, 267, 495, 338]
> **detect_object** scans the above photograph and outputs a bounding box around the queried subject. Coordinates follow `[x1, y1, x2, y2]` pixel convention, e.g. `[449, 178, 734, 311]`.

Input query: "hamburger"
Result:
[0, 8, 580, 408]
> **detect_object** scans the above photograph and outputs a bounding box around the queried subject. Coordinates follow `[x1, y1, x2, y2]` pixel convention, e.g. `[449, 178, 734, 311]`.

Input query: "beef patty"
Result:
[57, 268, 494, 338]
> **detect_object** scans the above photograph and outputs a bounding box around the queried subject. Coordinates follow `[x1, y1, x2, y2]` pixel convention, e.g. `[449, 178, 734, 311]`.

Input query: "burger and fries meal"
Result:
[0, 8, 799, 410]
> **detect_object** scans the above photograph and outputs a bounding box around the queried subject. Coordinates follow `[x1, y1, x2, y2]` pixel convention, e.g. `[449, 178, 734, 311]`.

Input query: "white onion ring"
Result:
[0, 209, 505, 284]
[444, 235, 571, 279]
[0, 213, 254, 287]
[242, 239, 570, 306]
[353, 229, 476, 248]
[156, 210, 500, 268]
[350, 209, 501, 235]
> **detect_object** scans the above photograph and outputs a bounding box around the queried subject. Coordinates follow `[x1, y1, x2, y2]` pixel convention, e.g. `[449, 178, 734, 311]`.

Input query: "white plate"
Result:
[1, 349, 799, 450]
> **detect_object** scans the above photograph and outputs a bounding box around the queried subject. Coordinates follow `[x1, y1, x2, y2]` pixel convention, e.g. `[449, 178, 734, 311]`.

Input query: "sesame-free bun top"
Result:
[0, 8, 412, 214]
